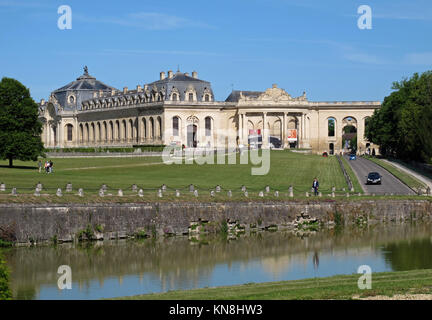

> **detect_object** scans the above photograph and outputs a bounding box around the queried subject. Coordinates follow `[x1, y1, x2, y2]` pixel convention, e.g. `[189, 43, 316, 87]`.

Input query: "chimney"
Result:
[192, 71, 198, 79]
[99, 90, 103, 97]
[111, 89, 116, 96]
[123, 87, 128, 94]
[160, 71, 166, 80]
[144, 84, 148, 91]
[40, 99, 45, 105]
[137, 85, 142, 92]
[168, 70, 173, 79]
[184, 72, 189, 77]
[272, 84, 277, 88]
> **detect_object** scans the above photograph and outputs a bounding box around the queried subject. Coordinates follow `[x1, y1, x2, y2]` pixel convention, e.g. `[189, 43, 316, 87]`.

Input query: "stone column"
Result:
[243, 113, 248, 146]
[283, 112, 287, 148]
[238, 113, 243, 144]
[262, 112, 268, 148]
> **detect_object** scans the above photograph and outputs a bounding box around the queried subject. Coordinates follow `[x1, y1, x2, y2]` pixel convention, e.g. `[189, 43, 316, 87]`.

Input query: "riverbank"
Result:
[115, 269, 432, 300]
[1, 199, 431, 245]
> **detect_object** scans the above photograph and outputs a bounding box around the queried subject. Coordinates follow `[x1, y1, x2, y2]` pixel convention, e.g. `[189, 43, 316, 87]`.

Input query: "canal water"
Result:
[4, 223, 432, 299]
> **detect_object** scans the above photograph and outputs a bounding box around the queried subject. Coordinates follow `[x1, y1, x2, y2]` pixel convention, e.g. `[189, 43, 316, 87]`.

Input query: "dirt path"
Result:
[354, 293, 432, 300]
[61, 161, 164, 171]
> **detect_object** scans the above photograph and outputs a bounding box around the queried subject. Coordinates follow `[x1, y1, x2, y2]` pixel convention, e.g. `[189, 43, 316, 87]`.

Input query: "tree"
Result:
[365, 71, 432, 162]
[0, 77, 45, 167]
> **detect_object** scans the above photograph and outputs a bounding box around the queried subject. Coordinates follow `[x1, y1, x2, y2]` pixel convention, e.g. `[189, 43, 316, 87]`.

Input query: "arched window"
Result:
[172, 93, 178, 101]
[66, 124, 73, 141]
[189, 93, 194, 101]
[328, 118, 335, 137]
[204, 94, 210, 102]
[205, 117, 211, 136]
[173, 117, 179, 136]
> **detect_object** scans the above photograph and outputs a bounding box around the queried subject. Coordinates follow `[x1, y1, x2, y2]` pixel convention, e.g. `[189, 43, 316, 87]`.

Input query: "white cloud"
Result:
[76, 12, 215, 30]
[404, 52, 432, 65]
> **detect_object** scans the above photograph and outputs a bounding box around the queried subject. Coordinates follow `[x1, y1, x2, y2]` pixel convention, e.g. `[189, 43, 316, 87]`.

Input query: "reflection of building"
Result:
[38, 67, 381, 154]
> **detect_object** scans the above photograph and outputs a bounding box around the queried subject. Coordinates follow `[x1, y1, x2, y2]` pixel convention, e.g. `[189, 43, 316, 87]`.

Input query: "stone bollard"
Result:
[101, 184, 107, 191]
[189, 184, 195, 192]
[118, 189, 123, 197]
[138, 189, 144, 197]
[157, 189, 163, 198]
[37, 182, 43, 190]
[132, 184, 138, 192]
[331, 191, 335, 198]
[358, 193, 361, 196]
[289, 186, 294, 198]
[175, 190, 180, 197]
[66, 183, 72, 192]
[342, 187, 346, 192]
[210, 190, 215, 197]
[346, 193, 350, 198]
[215, 185, 221, 193]
[265, 186, 270, 193]
[241, 185, 247, 192]
[0, 183, 5, 192]
[350, 187, 355, 192]
[305, 192, 309, 197]
[332, 186, 336, 192]
[259, 191, 264, 197]
[99, 189, 105, 197]
[244, 191, 248, 197]
[161, 184, 167, 192]
[274, 190, 279, 197]
[56, 188, 62, 197]
[11, 187, 17, 196]
[78, 188, 84, 197]
[227, 190, 232, 197]
[318, 192, 322, 197]
[193, 190, 198, 197]
[34, 188, 40, 196]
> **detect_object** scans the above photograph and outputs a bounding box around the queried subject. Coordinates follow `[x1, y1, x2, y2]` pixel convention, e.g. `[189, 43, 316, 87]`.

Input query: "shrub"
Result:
[0, 252, 12, 300]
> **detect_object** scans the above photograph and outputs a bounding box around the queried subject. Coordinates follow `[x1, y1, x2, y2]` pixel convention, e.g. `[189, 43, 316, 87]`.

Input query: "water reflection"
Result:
[5, 223, 432, 300]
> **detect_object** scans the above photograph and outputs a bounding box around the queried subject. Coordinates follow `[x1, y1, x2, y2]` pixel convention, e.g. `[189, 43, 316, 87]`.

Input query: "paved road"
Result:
[344, 155, 415, 195]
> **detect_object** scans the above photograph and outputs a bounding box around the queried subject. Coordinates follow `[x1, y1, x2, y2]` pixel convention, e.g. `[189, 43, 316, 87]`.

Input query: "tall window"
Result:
[189, 93, 194, 101]
[67, 124, 73, 141]
[328, 118, 335, 137]
[173, 117, 179, 136]
[172, 93, 178, 101]
[205, 117, 211, 136]
[204, 94, 210, 102]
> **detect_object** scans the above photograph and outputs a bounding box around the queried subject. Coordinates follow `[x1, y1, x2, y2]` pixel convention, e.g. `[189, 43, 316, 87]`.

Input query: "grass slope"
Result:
[0, 151, 346, 194]
[115, 269, 432, 300]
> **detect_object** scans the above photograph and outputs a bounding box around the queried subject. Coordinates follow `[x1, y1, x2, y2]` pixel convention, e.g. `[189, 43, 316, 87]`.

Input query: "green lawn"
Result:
[340, 156, 363, 193]
[114, 269, 432, 300]
[0, 151, 347, 195]
[364, 156, 426, 190]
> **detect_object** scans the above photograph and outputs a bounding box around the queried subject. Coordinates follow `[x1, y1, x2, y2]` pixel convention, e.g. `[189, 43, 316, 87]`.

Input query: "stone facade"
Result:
[38, 67, 381, 154]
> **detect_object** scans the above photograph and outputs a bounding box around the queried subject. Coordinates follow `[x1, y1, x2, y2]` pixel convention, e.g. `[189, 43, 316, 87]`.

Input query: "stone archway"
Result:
[187, 124, 197, 148]
[342, 116, 357, 152]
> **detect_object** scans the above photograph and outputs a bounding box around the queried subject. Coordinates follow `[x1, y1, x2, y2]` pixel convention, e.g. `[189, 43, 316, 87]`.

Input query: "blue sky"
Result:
[1, 0, 431, 102]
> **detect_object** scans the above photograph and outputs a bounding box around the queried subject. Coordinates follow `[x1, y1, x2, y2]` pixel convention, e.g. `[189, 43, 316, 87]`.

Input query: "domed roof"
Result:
[51, 66, 117, 111]
[53, 66, 115, 93]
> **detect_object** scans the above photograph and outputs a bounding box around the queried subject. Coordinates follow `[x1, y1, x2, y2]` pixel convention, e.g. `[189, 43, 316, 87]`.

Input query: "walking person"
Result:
[312, 177, 319, 196]
[38, 160, 42, 173]
[49, 160, 53, 173]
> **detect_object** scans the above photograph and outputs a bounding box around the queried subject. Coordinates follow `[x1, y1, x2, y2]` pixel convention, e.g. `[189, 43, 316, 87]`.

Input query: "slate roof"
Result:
[51, 68, 117, 111]
[147, 71, 214, 102]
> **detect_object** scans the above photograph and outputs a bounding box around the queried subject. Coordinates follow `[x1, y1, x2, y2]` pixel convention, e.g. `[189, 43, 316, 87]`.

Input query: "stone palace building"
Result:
[38, 67, 381, 154]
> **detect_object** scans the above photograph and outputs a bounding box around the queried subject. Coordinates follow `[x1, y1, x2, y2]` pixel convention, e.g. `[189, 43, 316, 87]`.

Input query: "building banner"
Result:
[287, 129, 297, 141]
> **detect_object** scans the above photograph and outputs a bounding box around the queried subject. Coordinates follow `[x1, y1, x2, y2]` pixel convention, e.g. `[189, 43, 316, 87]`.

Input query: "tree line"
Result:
[365, 71, 432, 163]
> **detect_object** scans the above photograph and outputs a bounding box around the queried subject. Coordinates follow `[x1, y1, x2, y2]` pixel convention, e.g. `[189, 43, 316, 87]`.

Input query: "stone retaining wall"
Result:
[0, 200, 431, 244]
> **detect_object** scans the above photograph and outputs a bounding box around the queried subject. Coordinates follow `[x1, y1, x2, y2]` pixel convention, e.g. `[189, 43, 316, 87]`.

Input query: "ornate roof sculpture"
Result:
[50, 66, 117, 112]
[226, 84, 307, 103]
